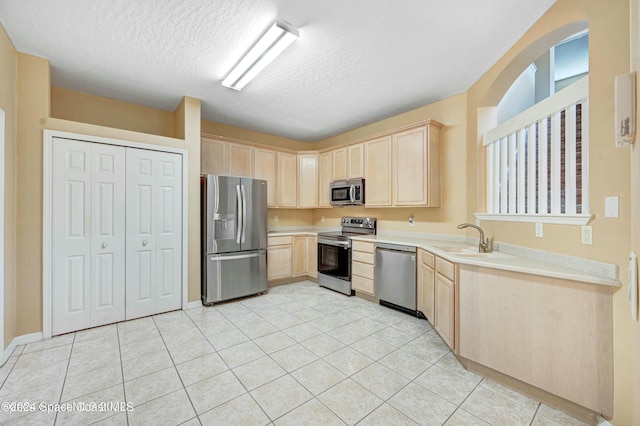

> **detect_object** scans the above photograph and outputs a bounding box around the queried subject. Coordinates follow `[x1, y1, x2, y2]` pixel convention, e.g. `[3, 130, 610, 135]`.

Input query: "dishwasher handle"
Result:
[376, 243, 416, 253]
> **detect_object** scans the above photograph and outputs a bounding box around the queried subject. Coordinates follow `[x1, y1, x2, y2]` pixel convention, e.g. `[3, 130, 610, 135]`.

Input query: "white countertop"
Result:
[267, 229, 621, 288]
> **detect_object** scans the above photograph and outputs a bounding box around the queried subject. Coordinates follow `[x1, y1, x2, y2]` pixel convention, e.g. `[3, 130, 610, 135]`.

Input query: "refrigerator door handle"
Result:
[236, 185, 242, 244]
[240, 184, 247, 243]
[209, 251, 264, 261]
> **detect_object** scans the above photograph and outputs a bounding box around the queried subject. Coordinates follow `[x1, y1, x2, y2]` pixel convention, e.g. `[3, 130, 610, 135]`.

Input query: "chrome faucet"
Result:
[457, 223, 490, 253]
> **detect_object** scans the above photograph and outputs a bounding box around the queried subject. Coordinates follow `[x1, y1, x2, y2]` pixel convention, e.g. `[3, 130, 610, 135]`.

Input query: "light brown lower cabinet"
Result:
[352, 240, 375, 295]
[267, 236, 293, 281]
[293, 236, 317, 278]
[417, 249, 435, 324]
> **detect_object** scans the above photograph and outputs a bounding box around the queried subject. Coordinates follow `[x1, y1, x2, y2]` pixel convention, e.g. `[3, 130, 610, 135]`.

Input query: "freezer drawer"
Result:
[202, 250, 267, 304]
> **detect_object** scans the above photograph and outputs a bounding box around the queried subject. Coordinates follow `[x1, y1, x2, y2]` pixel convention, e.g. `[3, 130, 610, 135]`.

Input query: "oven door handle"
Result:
[318, 238, 350, 248]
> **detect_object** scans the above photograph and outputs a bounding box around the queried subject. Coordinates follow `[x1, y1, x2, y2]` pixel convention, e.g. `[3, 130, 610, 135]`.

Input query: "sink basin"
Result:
[433, 245, 514, 259]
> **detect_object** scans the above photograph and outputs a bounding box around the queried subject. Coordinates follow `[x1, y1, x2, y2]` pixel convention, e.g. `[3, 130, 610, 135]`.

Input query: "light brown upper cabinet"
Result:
[228, 143, 254, 178]
[298, 153, 319, 208]
[347, 143, 364, 178]
[201, 138, 228, 175]
[201, 138, 254, 178]
[332, 147, 347, 181]
[364, 136, 393, 206]
[277, 152, 298, 207]
[392, 123, 441, 206]
[254, 148, 277, 207]
[318, 151, 333, 208]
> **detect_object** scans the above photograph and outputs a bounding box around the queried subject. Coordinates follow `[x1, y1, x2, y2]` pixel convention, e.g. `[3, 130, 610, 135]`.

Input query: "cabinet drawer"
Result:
[352, 261, 374, 279]
[419, 249, 435, 268]
[352, 275, 374, 295]
[435, 257, 455, 281]
[352, 250, 374, 264]
[352, 240, 375, 253]
[268, 236, 292, 246]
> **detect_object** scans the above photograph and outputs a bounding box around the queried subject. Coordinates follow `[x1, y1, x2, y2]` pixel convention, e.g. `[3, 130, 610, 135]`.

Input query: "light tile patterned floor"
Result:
[0, 281, 590, 425]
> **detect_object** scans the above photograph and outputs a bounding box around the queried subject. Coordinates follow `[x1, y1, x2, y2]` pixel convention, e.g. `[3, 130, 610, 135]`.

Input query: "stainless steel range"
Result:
[317, 217, 377, 295]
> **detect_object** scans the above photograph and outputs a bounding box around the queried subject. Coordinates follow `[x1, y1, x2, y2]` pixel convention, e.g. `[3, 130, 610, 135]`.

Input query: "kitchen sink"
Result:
[433, 245, 514, 259]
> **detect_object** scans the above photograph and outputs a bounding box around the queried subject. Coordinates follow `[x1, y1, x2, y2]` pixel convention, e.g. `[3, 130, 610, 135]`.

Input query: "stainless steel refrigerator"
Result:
[201, 175, 268, 304]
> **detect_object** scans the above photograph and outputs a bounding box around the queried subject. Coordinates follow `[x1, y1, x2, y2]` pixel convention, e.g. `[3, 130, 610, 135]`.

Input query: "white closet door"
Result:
[126, 148, 182, 320]
[155, 151, 183, 313]
[90, 143, 126, 327]
[52, 139, 92, 335]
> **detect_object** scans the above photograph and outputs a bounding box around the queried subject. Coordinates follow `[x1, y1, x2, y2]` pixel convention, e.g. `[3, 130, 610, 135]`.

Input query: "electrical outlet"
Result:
[408, 216, 415, 227]
[535, 222, 543, 238]
[274, 215, 278, 223]
[475, 219, 480, 226]
[321, 216, 325, 222]
[581, 225, 593, 245]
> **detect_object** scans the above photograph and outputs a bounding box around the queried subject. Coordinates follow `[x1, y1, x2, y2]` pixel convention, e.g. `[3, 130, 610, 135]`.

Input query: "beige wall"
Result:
[0, 25, 17, 349]
[51, 87, 176, 137]
[465, 0, 633, 423]
[15, 54, 203, 335]
[202, 119, 310, 152]
[630, 0, 640, 423]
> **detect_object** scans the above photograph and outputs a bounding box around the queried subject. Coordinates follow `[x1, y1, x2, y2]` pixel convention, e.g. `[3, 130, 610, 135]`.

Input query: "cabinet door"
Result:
[332, 148, 347, 180]
[347, 143, 364, 178]
[418, 261, 435, 325]
[267, 245, 293, 280]
[364, 136, 392, 206]
[277, 152, 298, 207]
[201, 139, 227, 175]
[298, 153, 318, 208]
[293, 237, 307, 277]
[126, 149, 183, 320]
[306, 237, 317, 278]
[435, 273, 455, 349]
[393, 126, 427, 206]
[318, 152, 333, 207]
[254, 148, 277, 207]
[228, 143, 254, 177]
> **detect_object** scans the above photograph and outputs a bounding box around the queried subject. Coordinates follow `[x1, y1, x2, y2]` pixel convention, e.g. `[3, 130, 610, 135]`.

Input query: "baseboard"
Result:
[1, 332, 43, 365]
[183, 300, 202, 310]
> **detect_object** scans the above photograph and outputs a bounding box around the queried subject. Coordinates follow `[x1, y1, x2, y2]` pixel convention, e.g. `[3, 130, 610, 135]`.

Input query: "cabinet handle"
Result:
[142, 240, 148, 246]
[101, 242, 107, 249]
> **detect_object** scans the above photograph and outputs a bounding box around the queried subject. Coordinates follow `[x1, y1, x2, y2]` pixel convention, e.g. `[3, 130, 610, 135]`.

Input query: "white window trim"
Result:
[474, 213, 593, 225]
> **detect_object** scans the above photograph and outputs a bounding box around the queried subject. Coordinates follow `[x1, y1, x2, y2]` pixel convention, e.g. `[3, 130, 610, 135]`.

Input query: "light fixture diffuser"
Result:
[222, 21, 299, 91]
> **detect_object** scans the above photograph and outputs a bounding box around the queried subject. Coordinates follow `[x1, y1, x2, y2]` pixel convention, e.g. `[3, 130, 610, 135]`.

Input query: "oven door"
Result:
[317, 238, 351, 280]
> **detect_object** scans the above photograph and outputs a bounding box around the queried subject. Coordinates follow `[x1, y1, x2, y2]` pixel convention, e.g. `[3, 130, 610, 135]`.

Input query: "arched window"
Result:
[477, 31, 591, 226]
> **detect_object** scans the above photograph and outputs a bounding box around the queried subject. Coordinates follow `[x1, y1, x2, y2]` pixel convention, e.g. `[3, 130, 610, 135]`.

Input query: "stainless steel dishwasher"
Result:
[375, 243, 417, 313]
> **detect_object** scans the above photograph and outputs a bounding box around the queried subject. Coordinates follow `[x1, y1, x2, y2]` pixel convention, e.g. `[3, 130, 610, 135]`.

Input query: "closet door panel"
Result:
[155, 152, 183, 313]
[90, 144, 126, 327]
[125, 149, 157, 320]
[52, 138, 92, 335]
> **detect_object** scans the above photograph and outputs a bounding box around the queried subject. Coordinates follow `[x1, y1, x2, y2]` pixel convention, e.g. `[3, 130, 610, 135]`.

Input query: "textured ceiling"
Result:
[0, 0, 556, 142]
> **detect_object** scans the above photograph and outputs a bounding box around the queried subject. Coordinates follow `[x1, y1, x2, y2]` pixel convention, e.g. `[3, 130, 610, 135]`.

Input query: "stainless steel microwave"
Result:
[330, 179, 365, 206]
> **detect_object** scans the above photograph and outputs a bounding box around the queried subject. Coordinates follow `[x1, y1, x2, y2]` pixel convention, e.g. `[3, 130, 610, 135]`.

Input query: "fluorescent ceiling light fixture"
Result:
[222, 21, 299, 91]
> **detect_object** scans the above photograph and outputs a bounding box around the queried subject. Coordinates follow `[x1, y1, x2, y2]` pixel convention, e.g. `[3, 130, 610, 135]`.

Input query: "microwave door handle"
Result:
[349, 185, 355, 203]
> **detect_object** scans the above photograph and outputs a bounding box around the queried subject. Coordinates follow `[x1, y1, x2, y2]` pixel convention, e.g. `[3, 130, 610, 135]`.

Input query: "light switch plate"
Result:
[581, 225, 593, 245]
[605, 196, 619, 218]
[535, 223, 543, 238]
